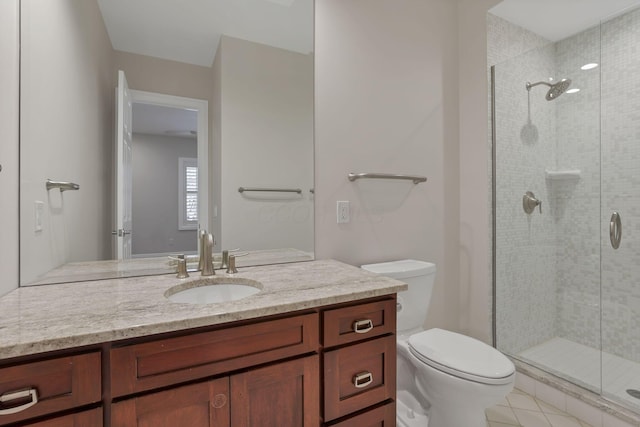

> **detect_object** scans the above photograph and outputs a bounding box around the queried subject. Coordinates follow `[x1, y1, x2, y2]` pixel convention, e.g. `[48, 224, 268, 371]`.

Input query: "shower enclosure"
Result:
[493, 5, 640, 413]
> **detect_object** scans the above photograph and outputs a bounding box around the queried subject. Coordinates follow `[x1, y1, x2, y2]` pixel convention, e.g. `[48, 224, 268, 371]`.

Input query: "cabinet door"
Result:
[111, 377, 230, 427]
[231, 355, 319, 427]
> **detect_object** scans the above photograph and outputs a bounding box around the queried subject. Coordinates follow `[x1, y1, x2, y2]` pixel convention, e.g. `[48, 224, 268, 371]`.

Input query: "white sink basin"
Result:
[165, 278, 262, 304]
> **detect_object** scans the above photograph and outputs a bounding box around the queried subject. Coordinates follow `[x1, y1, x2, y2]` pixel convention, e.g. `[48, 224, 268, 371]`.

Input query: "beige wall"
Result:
[114, 51, 213, 102]
[20, 0, 114, 284]
[217, 36, 314, 253]
[458, 0, 502, 343]
[315, 0, 461, 332]
[0, 0, 19, 296]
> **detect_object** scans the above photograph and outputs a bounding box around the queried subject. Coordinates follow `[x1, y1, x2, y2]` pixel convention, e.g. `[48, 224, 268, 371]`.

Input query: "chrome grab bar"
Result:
[348, 172, 427, 184]
[610, 212, 622, 250]
[238, 187, 302, 194]
[46, 179, 79, 192]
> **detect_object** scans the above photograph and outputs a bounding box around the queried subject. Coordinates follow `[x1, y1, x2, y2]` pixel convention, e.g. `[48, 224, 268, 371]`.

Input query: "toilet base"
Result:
[396, 390, 429, 427]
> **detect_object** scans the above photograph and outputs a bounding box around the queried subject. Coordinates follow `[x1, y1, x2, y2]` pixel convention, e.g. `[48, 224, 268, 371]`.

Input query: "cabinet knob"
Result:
[212, 393, 227, 409]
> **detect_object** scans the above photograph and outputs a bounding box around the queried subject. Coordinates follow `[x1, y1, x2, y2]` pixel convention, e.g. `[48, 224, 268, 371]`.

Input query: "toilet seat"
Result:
[408, 328, 515, 385]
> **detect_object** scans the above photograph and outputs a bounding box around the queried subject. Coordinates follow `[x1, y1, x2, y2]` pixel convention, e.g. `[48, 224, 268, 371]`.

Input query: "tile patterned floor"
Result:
[486, 388, 593, 427]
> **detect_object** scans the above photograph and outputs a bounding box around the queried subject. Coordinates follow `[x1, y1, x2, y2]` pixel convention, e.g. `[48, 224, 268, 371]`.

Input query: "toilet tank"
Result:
[361, 260, 436, 334]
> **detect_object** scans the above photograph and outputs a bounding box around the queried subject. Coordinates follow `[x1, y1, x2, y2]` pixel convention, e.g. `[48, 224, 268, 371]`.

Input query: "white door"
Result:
[114, 70, 133, 259]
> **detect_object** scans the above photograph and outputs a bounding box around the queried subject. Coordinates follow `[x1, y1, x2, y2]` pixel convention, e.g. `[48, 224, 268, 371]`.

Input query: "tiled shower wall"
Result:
[553, 26, 602, 351]
[490, 14, 558, 354]
[492, 5, 640, 366]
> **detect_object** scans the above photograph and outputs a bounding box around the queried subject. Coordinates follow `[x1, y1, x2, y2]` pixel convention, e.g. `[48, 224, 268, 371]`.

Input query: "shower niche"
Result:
[491, 3, 640, 415]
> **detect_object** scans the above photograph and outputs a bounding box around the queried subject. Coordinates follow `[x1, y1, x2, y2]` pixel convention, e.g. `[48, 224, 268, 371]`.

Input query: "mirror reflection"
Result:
[20, 0, 314, 286]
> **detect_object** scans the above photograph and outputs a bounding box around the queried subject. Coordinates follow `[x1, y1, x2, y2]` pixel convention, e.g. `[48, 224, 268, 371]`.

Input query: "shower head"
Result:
[526, 79, 572, 101]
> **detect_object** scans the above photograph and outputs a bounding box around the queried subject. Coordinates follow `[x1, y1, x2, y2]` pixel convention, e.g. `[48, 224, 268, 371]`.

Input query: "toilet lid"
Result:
[408, 328, 515, 385]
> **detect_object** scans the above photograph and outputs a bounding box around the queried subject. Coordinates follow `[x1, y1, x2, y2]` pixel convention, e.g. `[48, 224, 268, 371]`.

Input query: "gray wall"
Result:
[131, 133, 197, 255]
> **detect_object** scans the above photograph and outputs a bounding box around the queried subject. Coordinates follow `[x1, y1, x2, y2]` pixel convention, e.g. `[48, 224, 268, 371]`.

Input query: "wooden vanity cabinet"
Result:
[0, 295, 397, 427]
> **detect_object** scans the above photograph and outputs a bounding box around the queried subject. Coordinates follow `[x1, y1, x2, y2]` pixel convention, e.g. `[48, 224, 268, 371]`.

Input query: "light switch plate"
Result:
[34, 201, 44, 232]
[337, 201, 350, 224]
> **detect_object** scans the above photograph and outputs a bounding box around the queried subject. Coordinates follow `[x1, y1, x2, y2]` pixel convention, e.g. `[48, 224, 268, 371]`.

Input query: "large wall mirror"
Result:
[20, 0, 314, 286]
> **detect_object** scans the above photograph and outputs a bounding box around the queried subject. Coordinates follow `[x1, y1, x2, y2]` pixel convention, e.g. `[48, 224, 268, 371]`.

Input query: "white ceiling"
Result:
[97, 0, 314, 67]
[490, 0, 640, 41]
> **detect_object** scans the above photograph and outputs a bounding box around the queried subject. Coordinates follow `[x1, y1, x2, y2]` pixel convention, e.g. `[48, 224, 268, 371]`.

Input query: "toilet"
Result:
[361, 260, 515, 427]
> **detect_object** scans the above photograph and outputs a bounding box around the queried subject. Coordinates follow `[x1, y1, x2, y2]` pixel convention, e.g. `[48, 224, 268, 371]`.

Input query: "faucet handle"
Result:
[176, 255, 189, 279]
[226, 255, 238, 274]
[222, 248, 240, 268]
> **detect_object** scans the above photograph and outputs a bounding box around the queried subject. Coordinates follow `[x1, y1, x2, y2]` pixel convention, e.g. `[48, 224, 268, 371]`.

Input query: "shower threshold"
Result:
[518, 337, 640, 413]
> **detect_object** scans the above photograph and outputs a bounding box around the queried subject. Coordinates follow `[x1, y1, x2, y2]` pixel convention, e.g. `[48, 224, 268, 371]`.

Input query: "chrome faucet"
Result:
[200, 232, 215, 276]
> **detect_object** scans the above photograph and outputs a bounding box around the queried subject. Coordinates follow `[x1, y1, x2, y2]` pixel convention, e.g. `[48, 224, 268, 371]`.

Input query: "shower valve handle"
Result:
[523, 191, 542, 214]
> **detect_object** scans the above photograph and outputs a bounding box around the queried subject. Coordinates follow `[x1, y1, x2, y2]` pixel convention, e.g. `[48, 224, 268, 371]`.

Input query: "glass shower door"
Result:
[600, 6, 640, 412]
[493, 26, 603, 394]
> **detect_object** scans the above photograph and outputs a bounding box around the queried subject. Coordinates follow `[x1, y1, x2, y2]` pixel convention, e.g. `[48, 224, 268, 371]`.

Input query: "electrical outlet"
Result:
[337, 201, 350, 224]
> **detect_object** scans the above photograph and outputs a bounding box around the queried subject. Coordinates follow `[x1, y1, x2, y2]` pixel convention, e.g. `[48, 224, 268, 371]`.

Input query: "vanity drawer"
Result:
[323, 335, 396, 422]
[327, 401, 395, 427]
[0, 352, 101, 426]
[323, 298, 396, 348]
[24, 407, 102, 426]
[110, 313, 319, 397]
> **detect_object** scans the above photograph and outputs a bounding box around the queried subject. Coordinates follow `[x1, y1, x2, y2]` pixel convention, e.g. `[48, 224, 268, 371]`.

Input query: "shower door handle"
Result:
[610, 212, 622, 249]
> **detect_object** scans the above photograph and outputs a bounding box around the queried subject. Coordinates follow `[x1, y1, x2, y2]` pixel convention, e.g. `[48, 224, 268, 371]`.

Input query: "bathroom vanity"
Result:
[0, 260, 406, 426]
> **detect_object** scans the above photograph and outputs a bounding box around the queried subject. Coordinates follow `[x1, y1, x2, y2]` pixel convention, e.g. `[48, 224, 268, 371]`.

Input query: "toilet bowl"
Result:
[361, 260, 515, 427]
[407, 328, 514, 427]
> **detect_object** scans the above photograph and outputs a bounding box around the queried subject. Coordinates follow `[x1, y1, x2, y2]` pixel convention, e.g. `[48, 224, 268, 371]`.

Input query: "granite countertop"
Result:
[0, 259, 407, 360]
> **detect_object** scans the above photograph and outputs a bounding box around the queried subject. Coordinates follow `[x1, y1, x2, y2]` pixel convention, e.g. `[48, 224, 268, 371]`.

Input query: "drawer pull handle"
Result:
[0, 388, 38, 415]
[353, 371, 373, 388]
[353, 319, 374, 334]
